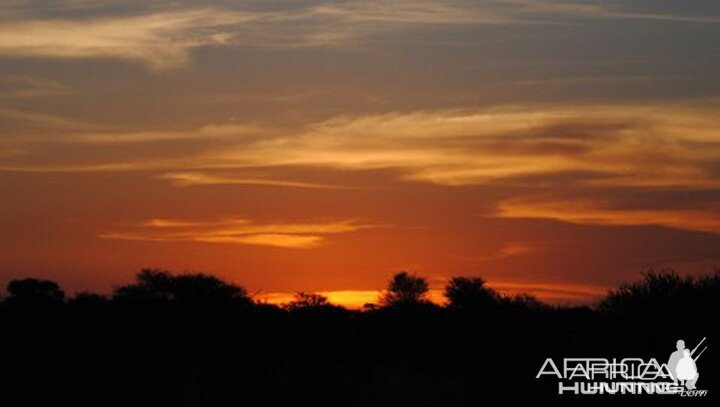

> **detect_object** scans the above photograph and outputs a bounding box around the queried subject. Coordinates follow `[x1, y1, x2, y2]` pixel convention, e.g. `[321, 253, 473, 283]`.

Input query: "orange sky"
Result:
[1, 1, 720, 306]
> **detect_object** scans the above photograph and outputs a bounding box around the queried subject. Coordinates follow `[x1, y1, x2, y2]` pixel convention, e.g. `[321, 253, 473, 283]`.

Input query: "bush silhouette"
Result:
[598, 269, 720, 319]
[444, 276, 499, 311]
[113, 268, 249, 306]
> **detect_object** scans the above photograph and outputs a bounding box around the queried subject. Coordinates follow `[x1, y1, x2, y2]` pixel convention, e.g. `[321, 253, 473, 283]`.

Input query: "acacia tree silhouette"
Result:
[380, 271, 429, 306]
[285, 291, 330, 310]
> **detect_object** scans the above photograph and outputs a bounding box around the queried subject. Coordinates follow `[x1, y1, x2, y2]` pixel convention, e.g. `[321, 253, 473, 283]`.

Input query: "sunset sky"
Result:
[1, 0, 719, 306]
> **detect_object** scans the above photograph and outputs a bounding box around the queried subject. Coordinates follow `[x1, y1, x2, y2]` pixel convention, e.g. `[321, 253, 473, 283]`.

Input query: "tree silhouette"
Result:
[6, 278, 65, 306]
[380, 271, 429, 306]
[444, 276, 499, 311]
[2, 267, 719, 405]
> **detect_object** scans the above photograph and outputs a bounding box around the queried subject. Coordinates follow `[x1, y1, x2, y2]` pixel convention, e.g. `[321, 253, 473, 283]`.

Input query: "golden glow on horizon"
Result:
[256, 280, 611, 308]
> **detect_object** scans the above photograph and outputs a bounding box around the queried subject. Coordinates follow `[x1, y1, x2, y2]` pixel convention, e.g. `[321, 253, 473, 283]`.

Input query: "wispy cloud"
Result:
[0, 9, 250, 69]
[4, 103, 720, 191]
[0, 3, 510, 69]
[310, 1, 516, 25]
[4, 102, 720, 233]
[159, 171, 348, 189]
[99, 217, 379, 248]
[210, 103, 720, 189]
[488, 280, 611, 303]
[0, 107, 105, 131]
[0, 74, 69, 98]
[496, 197, 720, 234]
[70, 124, 263, 144]
[506, 0, 720, 24]
[4, 1, 716, 69]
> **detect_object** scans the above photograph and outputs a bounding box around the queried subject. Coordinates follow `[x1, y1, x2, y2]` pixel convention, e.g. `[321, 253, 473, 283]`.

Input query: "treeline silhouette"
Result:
[1, 269, 717, 406]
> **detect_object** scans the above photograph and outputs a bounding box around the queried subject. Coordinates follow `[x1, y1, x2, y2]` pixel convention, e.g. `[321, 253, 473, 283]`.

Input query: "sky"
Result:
[1, 0, 719, 306]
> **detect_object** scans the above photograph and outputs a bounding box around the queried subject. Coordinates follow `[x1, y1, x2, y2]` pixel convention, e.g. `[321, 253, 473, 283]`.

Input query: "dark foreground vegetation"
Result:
[1, 269, 717, 406]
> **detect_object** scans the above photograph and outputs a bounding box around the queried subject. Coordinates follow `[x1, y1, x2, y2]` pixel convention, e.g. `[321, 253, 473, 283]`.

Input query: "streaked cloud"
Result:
[3, 1, 717, 70]
[0, 107, 105, 131]
[498, 243, 539, 258]
[0, 3, 510, 69]
[0, 74, 69, 98]
[309, 1, 516, 25]
[489, 280, 611, 303]
[496, 197, 720, 233]
[509, 0, 720, 24]
[70, 124, 262, 144]
[99, 217, 379, 249]
[159, 171, 347, 189]
[3, 101, 720, 235]
[211, 103, 720, 189]
[0, 9, 249, 69]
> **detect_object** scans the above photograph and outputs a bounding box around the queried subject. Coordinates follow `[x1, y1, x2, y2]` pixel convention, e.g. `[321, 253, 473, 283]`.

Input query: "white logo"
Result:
[668, 338, 705, 390]
[536, 337, 708, 397]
